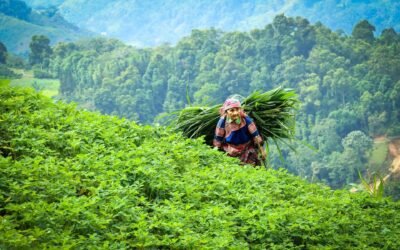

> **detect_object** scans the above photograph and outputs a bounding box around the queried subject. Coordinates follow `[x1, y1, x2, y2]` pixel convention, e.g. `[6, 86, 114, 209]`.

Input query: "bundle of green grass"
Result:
[173, 87, 299, 147]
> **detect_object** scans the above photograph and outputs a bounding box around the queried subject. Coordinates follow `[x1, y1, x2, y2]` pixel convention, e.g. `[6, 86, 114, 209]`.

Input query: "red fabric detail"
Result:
[213, 139, 222, 148]
[221, 98, 241, 114]
[223, 143, 261, 166]
[248, 122, 257, 134]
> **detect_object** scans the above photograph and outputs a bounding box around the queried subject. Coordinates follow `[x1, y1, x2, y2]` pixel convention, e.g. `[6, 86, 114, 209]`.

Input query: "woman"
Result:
[213, 97, 266, 166]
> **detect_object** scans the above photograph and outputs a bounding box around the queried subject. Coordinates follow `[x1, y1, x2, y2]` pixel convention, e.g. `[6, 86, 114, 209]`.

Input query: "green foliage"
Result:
[352, 20, 376, 43]
[368, 139, 389, 173]
[29, 35, 52, 66]
[32, 65, 55, 79]
[5, 53, 25, 68]
[359, 172, 385, 199]
[9, 71, 60, 98]
[0, 41, 7, 64]
[0, 78, 10, 87]
[47, 15, 400, 192]
[0, 65, 22, 78]
[1, 86, 400, 249]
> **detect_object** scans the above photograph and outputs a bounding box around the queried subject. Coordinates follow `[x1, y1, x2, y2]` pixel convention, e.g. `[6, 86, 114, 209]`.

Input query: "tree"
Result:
[193, 83, 221, 105]
[352, 20, 375, 43]
[306, 48, 349, 77]
[298, 73, 322, 114]
[0, 41, 7, 64]
[379, 28, 399, 45]
[328, 108, 362, 137]
[342, 130, 373, 160]
[322, 68, 357, 105]
[309, 118, 342, 155]
[272, 56, 307, 88]
[29, 35, 52, 66]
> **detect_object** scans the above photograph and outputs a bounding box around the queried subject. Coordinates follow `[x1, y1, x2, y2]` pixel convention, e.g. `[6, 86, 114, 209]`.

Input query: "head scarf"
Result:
[222, 98, 241, 112]
[219, 98, 242, 117]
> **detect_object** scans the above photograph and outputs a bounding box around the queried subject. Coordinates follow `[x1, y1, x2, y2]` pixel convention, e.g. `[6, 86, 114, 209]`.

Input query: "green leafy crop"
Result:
[1, 86, 399, 249]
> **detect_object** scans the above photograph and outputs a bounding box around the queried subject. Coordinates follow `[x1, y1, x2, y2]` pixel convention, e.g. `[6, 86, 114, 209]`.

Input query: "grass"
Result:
[369, 139, 389, 173]
[172, 87, 299, 146]
[0, 79, 11, 88]
[9, 69, 60, 98]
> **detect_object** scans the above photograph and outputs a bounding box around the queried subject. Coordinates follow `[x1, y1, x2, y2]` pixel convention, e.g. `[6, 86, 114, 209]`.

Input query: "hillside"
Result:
[23, 0, 400, 47]
[0, 0, 92, 54]
[46, 13, 400, 193]
[1, 85, 400, 248]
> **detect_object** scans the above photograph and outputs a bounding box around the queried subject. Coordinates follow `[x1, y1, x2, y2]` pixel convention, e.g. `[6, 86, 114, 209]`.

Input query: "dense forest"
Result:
[1, 86, 399, 248]
[27, 15, 399, 195]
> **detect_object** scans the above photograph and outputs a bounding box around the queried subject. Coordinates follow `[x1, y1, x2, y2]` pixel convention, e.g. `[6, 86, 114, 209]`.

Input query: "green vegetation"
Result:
[6, 68, 60, 97]
[28, 34, 52, 66]
[0, 79, 11, 87]
[0, 41, 7, 64]
[1, 86, 400, 248]
[44, 15, 400, 194]
[0, 64, 22, 78]
[369, 139, 389, 173]
[11, 77, 59, 97]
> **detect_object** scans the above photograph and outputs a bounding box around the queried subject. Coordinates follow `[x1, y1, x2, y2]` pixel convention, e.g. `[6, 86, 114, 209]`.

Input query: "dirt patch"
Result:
[374, 136, 388, 143]
[388, 138, 400, 177]
[353, 137, 400, 193]
[389, 143, 398, 157]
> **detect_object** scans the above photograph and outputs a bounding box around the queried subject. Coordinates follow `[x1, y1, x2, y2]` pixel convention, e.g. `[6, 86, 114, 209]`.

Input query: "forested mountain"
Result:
[44, 15, 400, 193]
[22, 0, 400, 47]
[0, 0, 92, 55]
[1, 85, 399, 248]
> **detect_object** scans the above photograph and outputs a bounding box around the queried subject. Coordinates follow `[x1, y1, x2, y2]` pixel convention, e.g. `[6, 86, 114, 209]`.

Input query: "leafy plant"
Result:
[359, 171, 385, 199]
[1, 86, 400, 249]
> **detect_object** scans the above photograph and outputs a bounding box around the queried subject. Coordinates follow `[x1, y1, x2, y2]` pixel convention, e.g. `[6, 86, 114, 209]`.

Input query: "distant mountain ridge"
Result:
[0, 0, 92, 55]
[22, 0, 400, 47]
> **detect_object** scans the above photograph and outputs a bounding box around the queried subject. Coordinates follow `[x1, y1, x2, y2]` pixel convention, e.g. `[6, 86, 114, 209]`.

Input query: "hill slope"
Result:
[1, 85, 399, 248]
[0, 0, 92, 54]
[23, 0, 400, 47]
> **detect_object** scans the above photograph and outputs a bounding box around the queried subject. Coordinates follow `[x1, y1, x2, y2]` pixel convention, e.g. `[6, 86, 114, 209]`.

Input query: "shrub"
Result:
[1, 86, 400, 249]
[0, 64, 22, 78]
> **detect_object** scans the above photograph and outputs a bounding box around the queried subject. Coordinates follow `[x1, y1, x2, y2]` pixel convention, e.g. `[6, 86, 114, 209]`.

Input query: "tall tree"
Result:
[29, 35, 52, 66]
[379, 28, 399, 45]
[352, 20, 376, 43]
[0, 41, 7, 64]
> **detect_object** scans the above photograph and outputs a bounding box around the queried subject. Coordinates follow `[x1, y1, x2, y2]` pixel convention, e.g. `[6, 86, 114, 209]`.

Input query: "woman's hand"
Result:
[256, 143, 266, 160]
[260, 148, 266, 160]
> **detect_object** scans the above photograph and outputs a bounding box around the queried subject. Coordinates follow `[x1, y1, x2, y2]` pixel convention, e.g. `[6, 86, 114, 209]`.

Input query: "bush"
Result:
[0, 64, 22, 78]
[32, 66, 55, 79]
[1, 86, 400, 249]
[5, 54, 26, 68]
[387, 124, 400, 137]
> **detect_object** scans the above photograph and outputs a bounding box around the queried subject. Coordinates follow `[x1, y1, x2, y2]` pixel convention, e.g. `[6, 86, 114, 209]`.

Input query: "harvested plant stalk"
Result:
[173, 87, 299, 146]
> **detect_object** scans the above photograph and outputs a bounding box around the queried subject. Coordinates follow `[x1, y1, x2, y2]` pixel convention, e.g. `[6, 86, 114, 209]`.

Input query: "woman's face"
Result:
[226, 107, 241, 120]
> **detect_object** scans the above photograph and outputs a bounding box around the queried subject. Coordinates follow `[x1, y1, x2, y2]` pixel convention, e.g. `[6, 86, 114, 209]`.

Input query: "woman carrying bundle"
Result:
[213, 97, 266, 166]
